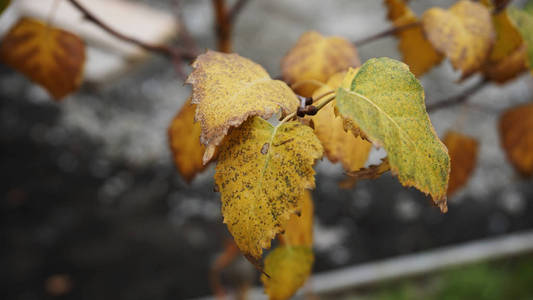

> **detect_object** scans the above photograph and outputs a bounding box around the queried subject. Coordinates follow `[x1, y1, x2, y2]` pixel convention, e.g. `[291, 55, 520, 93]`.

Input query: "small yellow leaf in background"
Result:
[214, 117, 322, 261]
[282, 31, 360, 97]
[0, 0, 10, 15]
[336, 58, 450, 212]
[186, 50, 299, 164]
[384, 0, 443, 77]
[262, 192, 314, 300]
[499, 102, 533, 177]
[443, 131, 478, 197]
[0, 18, 86, 100]
[421, 1, 494, 79]
[309, 72, 372, 172]
[261, 246, 313, 300]
[168, 98, 211, 183]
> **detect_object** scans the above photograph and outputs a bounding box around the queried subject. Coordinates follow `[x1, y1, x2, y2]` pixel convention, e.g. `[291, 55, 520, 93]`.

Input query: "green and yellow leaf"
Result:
[421, 0, 494, 79]
[443, 131, 478, 196]
[336, 58, 450, 212]
[282, 31, 360, 97]
[168, 98, 212, 183]
[309, 71, 372, 172]
[0, 18, 86, 100]
[214, 117, 322, 261]
[186, 50, 299, 164]
[384, 0, 443, 77]
[499, 102, 533, 177]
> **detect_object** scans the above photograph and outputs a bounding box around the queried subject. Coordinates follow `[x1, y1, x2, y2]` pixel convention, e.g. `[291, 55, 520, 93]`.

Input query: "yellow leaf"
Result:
[214, 117, 323, 260]
[421, 1, 494, 78]
[443, 131, 478, 196]
[384, 0, 444, 76]
[168, 98, 212, 183]
[282, 31, 360, 97]
[0, 18, 85, 100]
[336, 58, 450, 212]
[280, 191, 313, 247]
[186, 50, 299, 164]
[499, 102, 533, 177]
[261, 246, 314, 300]
[309, 72, 372, 172]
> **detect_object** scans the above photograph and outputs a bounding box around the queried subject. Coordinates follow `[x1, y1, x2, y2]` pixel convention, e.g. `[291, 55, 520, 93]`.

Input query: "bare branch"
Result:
[427, 79, 489, 112]
[353, 21, 420, 47]
[67, 0, 199, 79]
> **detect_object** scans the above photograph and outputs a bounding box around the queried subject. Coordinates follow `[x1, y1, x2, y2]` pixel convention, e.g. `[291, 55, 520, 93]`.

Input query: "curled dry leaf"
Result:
[421, 0, 494, 79]
[282, 31, 360, 97]
[347, 158, 391, 180]
[261, 192, 314, 300]
[499, 102, 533, 177]
[309, 71, 372, 172]
[214, 117, 322, 261]
[186, 50, 299, 164]
[336, 58, 450, 212]
[0, 18, 85, 100]
[168, 98, 212, 183]
[384, 0, 443, 76]
[443, 131, 479, 196]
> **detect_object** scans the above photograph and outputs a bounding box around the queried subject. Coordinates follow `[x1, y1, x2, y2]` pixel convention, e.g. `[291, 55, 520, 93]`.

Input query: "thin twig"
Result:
[212, 0, 232, 53]
[427, 78, 490, 112]
[228, 0, 251, 23]
[353, 21, 420, 47]
[67, 0, 198, 79]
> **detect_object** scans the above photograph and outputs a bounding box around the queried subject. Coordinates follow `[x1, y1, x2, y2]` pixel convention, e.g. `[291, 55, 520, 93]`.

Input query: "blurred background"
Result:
[1, 0, 532, 299]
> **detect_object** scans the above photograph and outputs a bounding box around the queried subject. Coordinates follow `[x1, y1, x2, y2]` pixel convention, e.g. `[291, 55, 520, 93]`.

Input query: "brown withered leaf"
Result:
[443, 131, 479, 196]
[186, 50, 299, 164]
[384, 0, 444, 76]
[0, 18, 85, 100]
[499, 102, 533, 177]
[168, 98, 213, 182]
[421, 1, 494, 79]
[282, 31, 360, 97]
[309, 71, 372, 172]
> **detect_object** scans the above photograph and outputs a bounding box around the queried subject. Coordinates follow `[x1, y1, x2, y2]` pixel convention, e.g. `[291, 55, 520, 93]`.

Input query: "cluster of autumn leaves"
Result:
[0, 0, 533, 299]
